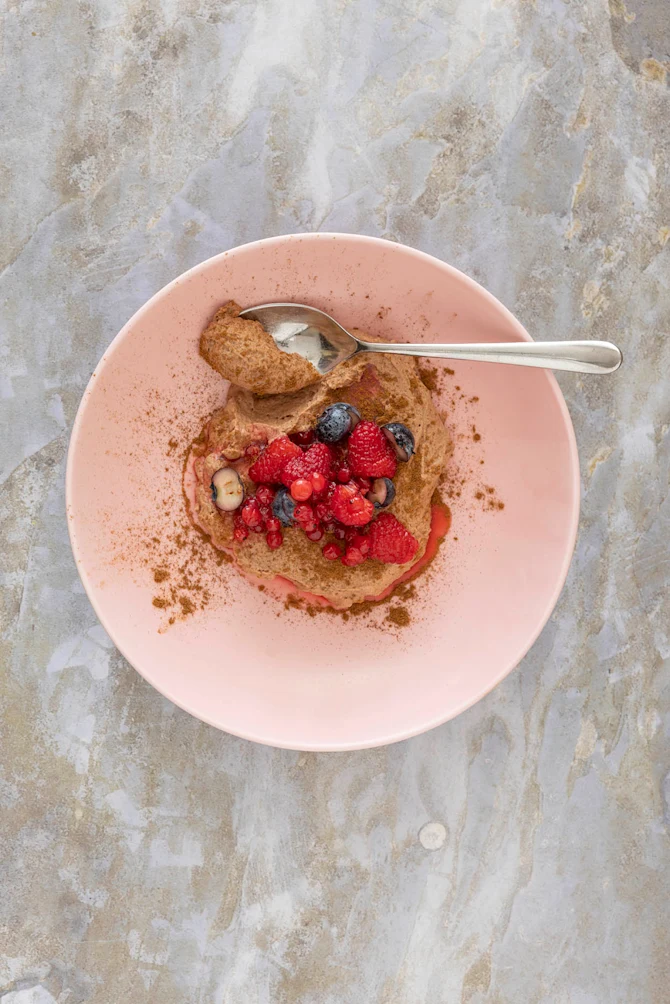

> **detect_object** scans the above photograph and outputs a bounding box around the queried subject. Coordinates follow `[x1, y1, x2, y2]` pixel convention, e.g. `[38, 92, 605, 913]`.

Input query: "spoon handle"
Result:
[356, 339, 623, 374]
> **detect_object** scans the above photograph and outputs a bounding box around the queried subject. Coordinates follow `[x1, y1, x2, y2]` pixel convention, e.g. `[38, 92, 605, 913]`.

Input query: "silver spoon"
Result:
[240, 302, 622, 375]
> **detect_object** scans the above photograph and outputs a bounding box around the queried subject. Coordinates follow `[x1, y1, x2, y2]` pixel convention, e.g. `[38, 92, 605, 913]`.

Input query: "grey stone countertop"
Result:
[2, 1, 669, 1001]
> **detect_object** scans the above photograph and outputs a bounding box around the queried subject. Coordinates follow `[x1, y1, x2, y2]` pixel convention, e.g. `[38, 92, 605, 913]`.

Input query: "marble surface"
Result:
[2, 0, 669, 1000]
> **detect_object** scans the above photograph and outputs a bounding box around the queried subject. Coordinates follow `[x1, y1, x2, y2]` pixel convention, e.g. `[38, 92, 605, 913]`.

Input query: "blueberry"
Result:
[367, 477, 396, 509]
[211, 467, 245, 511]
[315, 403, 361, 443]
[382, 422, 415, 462]
[272, 488, 296, 527]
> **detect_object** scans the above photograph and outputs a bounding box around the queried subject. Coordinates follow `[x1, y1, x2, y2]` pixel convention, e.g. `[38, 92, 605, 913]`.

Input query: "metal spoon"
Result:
[239, 302, 622, 375]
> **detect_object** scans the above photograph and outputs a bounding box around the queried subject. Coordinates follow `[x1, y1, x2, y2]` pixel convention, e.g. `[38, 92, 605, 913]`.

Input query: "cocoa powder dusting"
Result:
[179, 596, 195, 615]
[109, 391, 234, 629]
[138, 515, 219, 625]
[387, 606, 410, 627]
[418, 365, 439, 392]
[430, 364, 506, 517]
[279, 550, 430, 630]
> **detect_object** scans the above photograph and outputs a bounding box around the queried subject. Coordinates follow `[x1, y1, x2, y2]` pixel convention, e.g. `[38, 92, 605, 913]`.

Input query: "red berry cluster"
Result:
[233, 483, 284, 550]
[220, 415, 418, 566]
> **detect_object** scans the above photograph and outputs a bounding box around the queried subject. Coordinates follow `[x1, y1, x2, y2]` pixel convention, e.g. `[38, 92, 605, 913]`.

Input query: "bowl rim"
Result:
[66, 232, 580, 750]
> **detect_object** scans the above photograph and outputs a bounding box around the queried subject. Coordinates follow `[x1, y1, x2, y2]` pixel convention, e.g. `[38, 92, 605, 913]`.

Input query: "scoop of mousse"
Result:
[200, 300, 321, 395]
[187, 330, 452, 609]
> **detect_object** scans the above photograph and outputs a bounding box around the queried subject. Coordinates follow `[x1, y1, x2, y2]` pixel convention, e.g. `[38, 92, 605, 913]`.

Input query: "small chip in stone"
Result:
[418, 821, 447, 850]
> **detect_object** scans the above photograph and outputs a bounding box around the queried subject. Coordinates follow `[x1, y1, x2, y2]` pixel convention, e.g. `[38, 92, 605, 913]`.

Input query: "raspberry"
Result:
[290, 479, 313, 501]
[281, 442, 335, 488]
[330, 483, 375, 527]
[367, 513, 419, 564]
[249, 436, 302, 483]
[266, 530, 283, 550]
[354, 476, 372, 493]
[336, 466, 351, 483]
[322, 542, 342, 561]
[342, 546, 365, 567]
[347, 420, 397, 479]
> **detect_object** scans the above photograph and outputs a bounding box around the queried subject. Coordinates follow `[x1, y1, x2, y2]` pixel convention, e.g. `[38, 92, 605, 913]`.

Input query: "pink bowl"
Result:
[66, 234, 579, 750]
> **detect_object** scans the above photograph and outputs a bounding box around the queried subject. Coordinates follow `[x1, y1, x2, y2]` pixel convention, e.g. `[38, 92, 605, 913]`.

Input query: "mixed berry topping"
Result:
[347, 420, 398, 478]
[367, 476, 396, 509]
[382, 422, 415, 462]
[210, 408, 419, 566]
[266, 530, 283, 550]
[280, 441, 334, 488]
[240, 497, 264, 528]
[330, 482, 374, 526]
[211, 467, 245, 512]
[289, 429, 315, 446]
[271, 487, 296, 527]
[248, 435, 301, 482]
[233, 512, 249, 542]
[367, 512, 419, 564]
[315, 402, 361, 443]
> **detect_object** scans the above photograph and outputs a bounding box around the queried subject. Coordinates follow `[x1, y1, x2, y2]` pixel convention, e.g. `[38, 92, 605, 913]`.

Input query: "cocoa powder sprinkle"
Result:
[387, 606, 410, 627]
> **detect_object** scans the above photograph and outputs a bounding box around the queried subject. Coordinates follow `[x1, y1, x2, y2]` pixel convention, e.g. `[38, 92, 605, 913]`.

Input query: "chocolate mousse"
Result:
[200, 300, 320, 395]
[186, 303, 452, 609]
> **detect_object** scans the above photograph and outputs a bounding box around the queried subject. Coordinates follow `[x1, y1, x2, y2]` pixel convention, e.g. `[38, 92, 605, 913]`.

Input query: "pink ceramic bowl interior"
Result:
[66, 234, 579, 750]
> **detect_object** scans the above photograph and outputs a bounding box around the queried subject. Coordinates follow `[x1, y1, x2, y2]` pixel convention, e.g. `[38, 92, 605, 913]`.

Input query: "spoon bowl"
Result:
[240, 301, 622, 375]
[240, 302, 356, 374]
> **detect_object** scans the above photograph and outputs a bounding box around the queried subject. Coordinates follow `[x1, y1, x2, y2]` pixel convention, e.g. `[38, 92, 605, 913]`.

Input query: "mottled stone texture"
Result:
[1, 0, 669, 1000]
